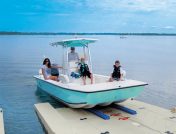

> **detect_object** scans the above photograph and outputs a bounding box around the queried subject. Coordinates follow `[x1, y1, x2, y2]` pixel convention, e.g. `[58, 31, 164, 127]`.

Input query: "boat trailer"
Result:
[86, 104, 137, 120]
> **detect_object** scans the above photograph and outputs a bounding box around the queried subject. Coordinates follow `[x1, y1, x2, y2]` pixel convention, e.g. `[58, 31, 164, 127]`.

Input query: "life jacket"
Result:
[112, 65, 121, 78]
[79, 63, 89, 74]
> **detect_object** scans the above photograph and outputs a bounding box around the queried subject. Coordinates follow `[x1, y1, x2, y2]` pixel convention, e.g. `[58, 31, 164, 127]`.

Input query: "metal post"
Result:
[62, 46, 69, 75]
[83, 46, 86, 59]
[87, 45, 92, 72]
[66, 47, 69, 76]
[62, 46, 65, 75]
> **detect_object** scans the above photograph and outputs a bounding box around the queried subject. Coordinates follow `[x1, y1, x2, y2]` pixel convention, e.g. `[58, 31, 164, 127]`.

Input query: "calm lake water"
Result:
[0, 35, 176, 134]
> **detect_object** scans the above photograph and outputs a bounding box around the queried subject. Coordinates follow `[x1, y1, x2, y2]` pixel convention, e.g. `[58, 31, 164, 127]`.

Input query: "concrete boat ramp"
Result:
[0, 108, 5, 134]
[34, 100, 176, 134]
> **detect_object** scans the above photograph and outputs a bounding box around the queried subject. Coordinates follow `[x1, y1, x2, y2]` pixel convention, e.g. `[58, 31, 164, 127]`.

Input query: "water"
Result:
[0, 35, 176, 134]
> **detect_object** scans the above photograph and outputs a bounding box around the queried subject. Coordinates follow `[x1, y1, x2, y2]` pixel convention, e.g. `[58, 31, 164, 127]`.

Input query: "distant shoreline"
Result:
[0, 32, 176, 36]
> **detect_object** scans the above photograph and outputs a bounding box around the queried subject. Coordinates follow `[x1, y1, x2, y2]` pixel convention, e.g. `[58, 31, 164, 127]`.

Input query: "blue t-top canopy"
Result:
[50, 38, 98, 47]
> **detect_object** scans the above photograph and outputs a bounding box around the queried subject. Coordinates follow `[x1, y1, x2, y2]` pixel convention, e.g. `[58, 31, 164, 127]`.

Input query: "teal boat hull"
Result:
[35, 78, 145, 108]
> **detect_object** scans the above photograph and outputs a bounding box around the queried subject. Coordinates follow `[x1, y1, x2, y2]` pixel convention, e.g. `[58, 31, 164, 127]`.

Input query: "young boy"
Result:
[109, 60, 123, 82]
[78, 57, 93, 85]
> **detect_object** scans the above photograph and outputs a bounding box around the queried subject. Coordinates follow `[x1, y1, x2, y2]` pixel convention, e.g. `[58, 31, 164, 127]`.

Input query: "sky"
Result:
[0, 0, 176, 33]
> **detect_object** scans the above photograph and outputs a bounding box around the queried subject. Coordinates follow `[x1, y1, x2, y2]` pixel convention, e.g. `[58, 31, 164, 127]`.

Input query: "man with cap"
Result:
[68, 47, 79, 62]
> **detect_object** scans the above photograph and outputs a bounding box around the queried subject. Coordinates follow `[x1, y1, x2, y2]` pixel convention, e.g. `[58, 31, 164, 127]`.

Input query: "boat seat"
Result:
[39, 69, 42, 76]
[59, 74, 69, 84]
[121, 70, 126, 80]
[69, 61, 79, 72]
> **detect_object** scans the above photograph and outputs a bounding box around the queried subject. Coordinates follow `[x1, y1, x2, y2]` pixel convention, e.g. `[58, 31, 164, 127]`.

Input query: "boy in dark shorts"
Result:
[78, 58, 93, 85]
[109, 60, 123, 82]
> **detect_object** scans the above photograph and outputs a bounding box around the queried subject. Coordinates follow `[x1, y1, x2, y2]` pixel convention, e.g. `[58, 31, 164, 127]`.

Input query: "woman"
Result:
[42, 58, 62, 81]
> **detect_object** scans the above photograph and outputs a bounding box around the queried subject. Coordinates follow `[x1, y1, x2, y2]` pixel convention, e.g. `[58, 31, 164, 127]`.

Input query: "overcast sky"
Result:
[0, 0, 176, 33]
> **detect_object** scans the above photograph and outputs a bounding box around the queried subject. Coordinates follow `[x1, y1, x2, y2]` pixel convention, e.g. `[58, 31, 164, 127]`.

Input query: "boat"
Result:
[120, 36, 127, 39]
[34, 38, 147, 108]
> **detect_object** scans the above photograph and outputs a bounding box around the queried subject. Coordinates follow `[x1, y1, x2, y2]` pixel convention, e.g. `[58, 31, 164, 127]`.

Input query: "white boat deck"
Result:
[0, 108, 5, 134]
[34, 74, 147, 92]
[66, 79, 147, 92]
[34, 100, 176, 134]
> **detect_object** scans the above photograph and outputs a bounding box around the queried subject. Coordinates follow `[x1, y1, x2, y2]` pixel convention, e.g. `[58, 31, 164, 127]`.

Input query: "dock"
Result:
[34, 100, 176, 134]
[0, 108, 5, 134]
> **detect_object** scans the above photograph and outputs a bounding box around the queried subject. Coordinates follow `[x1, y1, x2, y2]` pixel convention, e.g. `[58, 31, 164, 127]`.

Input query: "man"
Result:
[68, 47, 79, 62]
